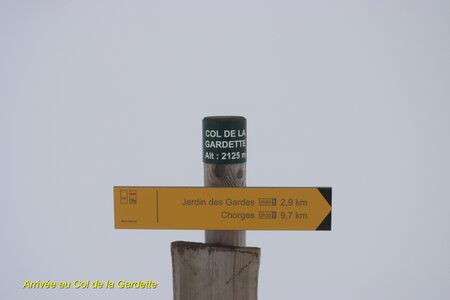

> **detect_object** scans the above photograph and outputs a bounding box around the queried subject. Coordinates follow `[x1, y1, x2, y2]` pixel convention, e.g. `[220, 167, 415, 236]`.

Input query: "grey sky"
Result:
[1, 0, 449, 299]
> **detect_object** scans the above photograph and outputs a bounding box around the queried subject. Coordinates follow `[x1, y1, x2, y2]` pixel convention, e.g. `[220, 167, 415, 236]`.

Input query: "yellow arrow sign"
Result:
[114, 187, 332, 230]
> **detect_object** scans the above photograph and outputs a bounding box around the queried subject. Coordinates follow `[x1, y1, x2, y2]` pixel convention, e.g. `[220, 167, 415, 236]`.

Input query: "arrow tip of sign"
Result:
[318, 187, 332, 206]
[316, 212, 331, 231]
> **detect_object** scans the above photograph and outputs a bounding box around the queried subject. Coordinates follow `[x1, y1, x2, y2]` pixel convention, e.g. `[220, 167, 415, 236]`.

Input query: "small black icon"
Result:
[259, 211, 277, 219]
[259, 198, 276, 206]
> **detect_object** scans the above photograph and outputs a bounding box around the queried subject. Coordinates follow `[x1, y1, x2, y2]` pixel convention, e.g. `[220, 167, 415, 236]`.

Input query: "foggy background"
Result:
[1, 0, 449, 299]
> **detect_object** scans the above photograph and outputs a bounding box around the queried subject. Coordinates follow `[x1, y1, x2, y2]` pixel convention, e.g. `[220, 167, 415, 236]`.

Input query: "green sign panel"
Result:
[203, 116, 247, 164]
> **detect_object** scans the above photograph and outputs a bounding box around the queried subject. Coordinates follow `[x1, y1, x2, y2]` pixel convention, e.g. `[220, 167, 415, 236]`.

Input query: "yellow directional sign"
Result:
[114, 187, 332, 230]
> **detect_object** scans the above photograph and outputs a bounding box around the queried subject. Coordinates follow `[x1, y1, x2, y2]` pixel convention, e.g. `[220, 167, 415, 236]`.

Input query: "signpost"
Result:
[113, 116, 332, 300]
[203, 116, 248, 247]
[114, 187, 331, 230]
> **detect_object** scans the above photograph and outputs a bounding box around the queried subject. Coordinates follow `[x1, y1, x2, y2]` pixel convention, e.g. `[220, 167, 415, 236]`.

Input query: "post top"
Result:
[203, 116, 246, 122]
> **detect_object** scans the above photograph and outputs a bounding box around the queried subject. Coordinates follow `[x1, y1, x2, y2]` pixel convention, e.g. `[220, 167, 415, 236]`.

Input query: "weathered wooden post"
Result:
[171, 116, 261, 300]
[204, 116, 246, 247]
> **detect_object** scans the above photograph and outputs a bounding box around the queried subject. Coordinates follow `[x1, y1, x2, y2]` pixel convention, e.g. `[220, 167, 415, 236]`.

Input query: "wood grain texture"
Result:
[171, 241, 260, 300]
[204, 163, 246, 246]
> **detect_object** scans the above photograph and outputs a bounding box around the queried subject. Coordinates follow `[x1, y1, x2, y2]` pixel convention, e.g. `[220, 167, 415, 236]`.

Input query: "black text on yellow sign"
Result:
[114, 187, 331, 230]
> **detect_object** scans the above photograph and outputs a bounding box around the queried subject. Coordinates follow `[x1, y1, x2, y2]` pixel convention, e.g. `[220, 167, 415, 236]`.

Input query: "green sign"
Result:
[203, 116, 246, 164]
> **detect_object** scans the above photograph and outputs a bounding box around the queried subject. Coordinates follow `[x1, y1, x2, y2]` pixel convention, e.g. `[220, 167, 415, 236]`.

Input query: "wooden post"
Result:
[204, 162, 246, 246]
[204, 116, 246, 247]
[171, 116, 260, 300]
[171, 242, 260, 300]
